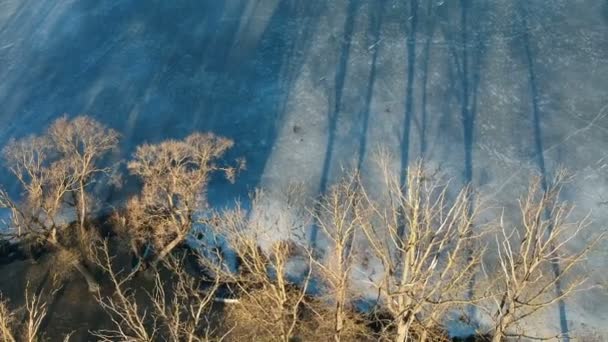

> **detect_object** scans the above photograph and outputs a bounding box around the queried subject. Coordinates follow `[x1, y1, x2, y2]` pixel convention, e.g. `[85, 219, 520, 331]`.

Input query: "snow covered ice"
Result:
[0, 0, 607, 339]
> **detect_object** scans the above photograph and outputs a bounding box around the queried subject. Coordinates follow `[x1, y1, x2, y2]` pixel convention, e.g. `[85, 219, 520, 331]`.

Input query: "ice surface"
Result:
[0, 0, 607, 338]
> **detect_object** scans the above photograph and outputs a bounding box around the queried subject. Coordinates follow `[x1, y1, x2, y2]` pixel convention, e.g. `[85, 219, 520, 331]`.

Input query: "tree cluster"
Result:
[0, 116, 603, 342]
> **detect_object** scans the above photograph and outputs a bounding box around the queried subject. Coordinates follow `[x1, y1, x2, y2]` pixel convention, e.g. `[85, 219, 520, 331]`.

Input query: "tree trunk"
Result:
[394, 311, 416, 342]
[420, 310, 441, 342]
[491, 317, 510, 342]
[420, 329, 428, 342]
[151, 234, 185, 267]
[78, 182, 87, 236]
[72, 260, 100, 293]
[45, 231, 98, 293]
[49, 227, 58, 245]
[396, 321, 409, 342]
[492, 303, 510, 342]
[334, 301, 344, 342]
[491, 331, 503, 342]
[131, 243, 152, 273]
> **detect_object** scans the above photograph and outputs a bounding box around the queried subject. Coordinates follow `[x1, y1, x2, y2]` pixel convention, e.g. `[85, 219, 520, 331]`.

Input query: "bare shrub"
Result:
[122, 133, 243, 268]
[483, 172, 605, 342]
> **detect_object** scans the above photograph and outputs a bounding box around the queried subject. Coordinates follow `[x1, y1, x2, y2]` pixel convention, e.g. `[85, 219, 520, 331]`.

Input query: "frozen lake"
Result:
[1, 0, 607, 338]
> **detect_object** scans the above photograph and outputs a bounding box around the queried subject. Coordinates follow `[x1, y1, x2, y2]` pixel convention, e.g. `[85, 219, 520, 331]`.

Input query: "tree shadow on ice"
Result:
[517, 0, 571, 339]
[398, 0, 420, 190]
[309, 0, 362, 248]
[357, 0, 386, 172]
[434, 0, 489, 326]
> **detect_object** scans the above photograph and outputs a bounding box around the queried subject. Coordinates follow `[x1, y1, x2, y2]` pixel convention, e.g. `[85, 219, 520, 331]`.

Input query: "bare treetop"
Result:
[47, 115, 120, 237]
[3, 135, 53, 197]
[128, 133, 236, 202]
[0, 115, 120, 292]
[124, 132, 242, 267]
[49, 116, 119, 164]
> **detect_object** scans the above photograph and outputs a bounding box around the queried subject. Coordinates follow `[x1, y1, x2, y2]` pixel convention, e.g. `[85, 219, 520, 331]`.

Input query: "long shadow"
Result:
[204, 0, 327, 274]
[202, 0, 327, 203]
[460, 0, 474, 186]
[438, 0, 488, 324]
[310, 0, 360, 247]
[459, 0, 485, 322]
[386, 0, 420, 273]
[418, 2, 438, 159]
[518, 2, 570, 340]
[357, 0, 386, 171]
[399, 0, 419, 188]
[318, 0, 360, 194]
[439, 0, 484, 184]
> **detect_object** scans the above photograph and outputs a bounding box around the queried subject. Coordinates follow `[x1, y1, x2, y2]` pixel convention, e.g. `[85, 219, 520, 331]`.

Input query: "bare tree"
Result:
[203, 193, 314, 342]
[309, 173, 370, 342]
[0, 116, 118, 292]
[47, 116, 119, 237]
[92, 240, 225, 342]
[122, 133, 242, 268]
[358, 159, 483, 342]
[484, 173, 604, 342]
